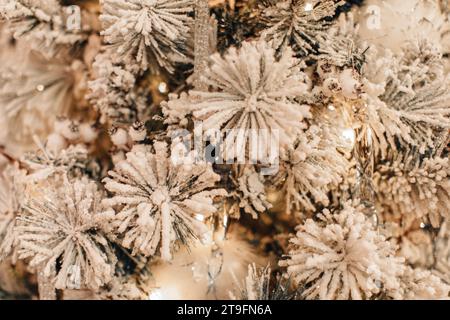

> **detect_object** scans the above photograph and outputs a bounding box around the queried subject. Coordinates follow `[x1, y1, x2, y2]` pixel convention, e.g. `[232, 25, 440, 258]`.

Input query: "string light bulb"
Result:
[304, 2, 313, 12]
[158, 82, 168, 94]
[342, 128, 356, 147]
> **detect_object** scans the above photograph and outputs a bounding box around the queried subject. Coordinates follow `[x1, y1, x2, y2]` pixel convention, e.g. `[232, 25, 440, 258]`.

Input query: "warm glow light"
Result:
[342, 128, 356, 147]
[148, 289, 164, 300]
[366, 126, 373, 142]
[194, 214, 205, 222]
[266, 189, 281, 203]
[149, 287, 181, 300]
[222, 214, 228, 229]
[158, 82, 168, 94]
[201, 231, 213, 244]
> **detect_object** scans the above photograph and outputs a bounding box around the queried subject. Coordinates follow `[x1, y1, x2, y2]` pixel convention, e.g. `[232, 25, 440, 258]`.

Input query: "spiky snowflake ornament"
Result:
[280, 202, 405, 300]
[15, 177, 116, 290]
[164, 40, 311, 160]
[100, 0, 194, 74]
[102, 141, 226, 260]
[258, 0, 345, 57]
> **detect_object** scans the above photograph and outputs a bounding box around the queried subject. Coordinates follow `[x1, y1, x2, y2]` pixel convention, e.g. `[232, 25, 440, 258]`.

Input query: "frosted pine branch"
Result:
[316, 13, 366, 71]
[21, 142, 93, 183]
[373, 152, 450, 228]
[0, 49, 85, 148]
[259, 0, 345, 57]
[0, 165, 24, 261]
[381, 216, 435, 269]
[395, 266, 450, 300]
[362, 42, 450, 156]
[230, 166, 271, 219]
[273, 125, 349, 215]
[0, 0, 85, 55]
[434, 221, 450, 285]
[88, 53, 146, 124]
[15, 177, 116, 290]
[164, 40, 311, 160]
[280, 202, 405, 300]
[100, 0, 194, 74]
[95, 269, 148, 300]
[102, 141, 226, 260]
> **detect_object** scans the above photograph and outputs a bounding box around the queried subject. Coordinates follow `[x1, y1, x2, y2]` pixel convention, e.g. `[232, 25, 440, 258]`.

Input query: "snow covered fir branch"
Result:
[0, 0, 449, 300]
